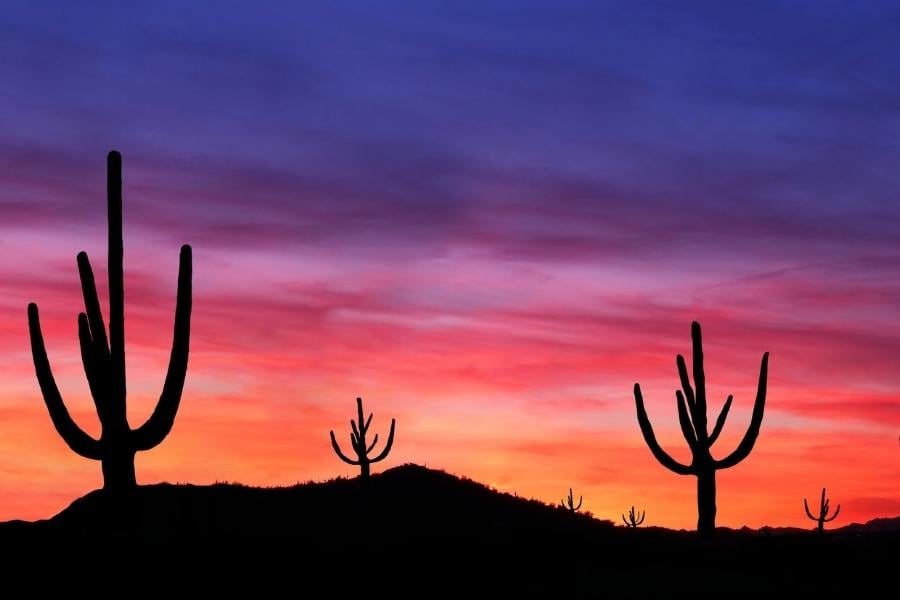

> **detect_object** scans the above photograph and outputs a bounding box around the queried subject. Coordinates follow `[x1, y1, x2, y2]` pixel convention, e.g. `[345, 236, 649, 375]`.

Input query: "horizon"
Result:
[1, 1, 899, 528]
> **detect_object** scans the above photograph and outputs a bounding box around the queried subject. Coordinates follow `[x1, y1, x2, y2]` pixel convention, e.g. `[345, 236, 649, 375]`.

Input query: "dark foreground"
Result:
[0, 464, 895, 595]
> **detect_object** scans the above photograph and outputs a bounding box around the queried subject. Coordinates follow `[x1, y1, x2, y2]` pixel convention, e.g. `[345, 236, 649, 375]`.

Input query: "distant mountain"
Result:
[743, 516, 900, 536]
[0, 464, 896, 593]
[837, 516, 900, 533]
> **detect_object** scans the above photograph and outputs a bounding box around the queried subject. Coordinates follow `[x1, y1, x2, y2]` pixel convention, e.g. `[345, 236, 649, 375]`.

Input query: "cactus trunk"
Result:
[101, 448, 137, 492]
[697, 469, 717, 536]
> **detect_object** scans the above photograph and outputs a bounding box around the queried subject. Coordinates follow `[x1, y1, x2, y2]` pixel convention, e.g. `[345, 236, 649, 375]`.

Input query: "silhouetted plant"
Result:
[560, 488, 582, 513]
[330, 397, 396, 479]
[622, 505, 645, 528]
[804, 487, 841, 534]
[633, 321, 768, 537]
[28, 151, 192, 493]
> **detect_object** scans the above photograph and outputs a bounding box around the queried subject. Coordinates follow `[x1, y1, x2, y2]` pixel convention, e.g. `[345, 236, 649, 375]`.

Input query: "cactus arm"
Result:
[77, 252, 113, 424]
[76, 252, 110, 355]
[707, 395, 733, 446]
[804, 498, 816, 521]
[622, 514, 629, 526]
[366, 433, 379, 454]
[713, 352, 768, 469]
[28, 304, 103, 460]
[634, 384, 694, 475]
[330, 430, 360, 465]
[575, 495, 583, 510]
[364, 412, 373, 432]
[132, 246, 192, 451]
[369, 418, 396, 463]
[77, 313, 106, 411]
[676, 390, 698, 448]
[351, 419, 360, 440]
[637, 510, 645, 525]
[825, 504, 841, 522]
[676, 355, 696, 415]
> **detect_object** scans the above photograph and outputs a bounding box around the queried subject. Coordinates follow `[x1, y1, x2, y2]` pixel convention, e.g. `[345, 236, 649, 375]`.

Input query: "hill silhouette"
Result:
[40, 463, 612, 540]
[0, 464, 896, 594]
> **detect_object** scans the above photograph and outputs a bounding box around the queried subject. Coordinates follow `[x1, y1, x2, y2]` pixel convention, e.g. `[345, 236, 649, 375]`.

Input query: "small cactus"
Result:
[622, 505, 646, 528]
[804, 487, 841, 534]
[560, 488, 582, 513]
[330, 397, 395, 479]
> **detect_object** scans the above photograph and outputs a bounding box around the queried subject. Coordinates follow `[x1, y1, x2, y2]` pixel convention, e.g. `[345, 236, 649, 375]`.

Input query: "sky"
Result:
[0, 0, 898, 528]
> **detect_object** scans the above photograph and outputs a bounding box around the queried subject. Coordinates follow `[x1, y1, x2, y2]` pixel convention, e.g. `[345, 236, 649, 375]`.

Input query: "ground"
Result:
[0, 464, 895, 595]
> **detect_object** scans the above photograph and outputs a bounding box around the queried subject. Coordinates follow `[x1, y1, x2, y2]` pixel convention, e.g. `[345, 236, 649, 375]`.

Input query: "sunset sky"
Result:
[1, 1, 898, 528]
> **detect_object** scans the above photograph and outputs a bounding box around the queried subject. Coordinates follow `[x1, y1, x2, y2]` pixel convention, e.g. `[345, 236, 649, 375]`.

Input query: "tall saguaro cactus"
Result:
[804, 488, 840, 533]
[330, 397, 396, 479]
[560, 488, 582, 513]
[622, 505, 645, 528]
[28, 151, 192, 492]
[633, 321, 768, 536]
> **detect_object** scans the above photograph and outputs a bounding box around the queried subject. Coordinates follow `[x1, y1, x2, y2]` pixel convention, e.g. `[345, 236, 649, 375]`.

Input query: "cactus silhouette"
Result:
[560, 488, 583, 513]
[27, 151, 192, 492]
[330, 397, 396, 479]
[633, 321, 768, 536]
[622, 505, 645, 528]
[804, 487, 841, 533]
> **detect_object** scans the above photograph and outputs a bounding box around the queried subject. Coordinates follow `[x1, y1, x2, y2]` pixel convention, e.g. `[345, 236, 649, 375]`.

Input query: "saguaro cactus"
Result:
[330, 397, 396, 479]
[622, 505, 645, 528]
[560, 488, 582, 513]
[633, 321, 768, 536]
[28, 151, 192, 492]
[804, 487, 840, 533]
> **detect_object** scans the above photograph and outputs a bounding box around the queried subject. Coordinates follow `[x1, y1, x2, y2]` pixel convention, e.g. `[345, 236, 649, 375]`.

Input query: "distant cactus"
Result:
[633, 321, 768, 536]
[330, 397, 396, 479]
[622, 505, 645, 528]
[560, 488, 582, 513]
[27, 151, 192, 492]
[804, 487, 841, 533]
